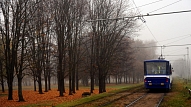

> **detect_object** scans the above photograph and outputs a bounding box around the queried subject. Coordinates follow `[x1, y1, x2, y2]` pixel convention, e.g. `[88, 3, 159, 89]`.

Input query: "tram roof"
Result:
[144, 59, 169, 62]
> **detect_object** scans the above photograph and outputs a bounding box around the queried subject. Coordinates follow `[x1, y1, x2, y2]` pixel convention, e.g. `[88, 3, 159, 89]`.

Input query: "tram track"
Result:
[75, 86, 146, 107]
[156, 92, 166, 107]
[75, 86, 166, 107]
[99, 90, 148, 107]
[125, 92, 166, 107]
[98, 89, 147, 107]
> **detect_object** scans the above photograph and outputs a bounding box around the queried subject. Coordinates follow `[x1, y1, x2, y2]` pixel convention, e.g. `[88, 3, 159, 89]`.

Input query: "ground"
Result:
[0, 88, 114, 107]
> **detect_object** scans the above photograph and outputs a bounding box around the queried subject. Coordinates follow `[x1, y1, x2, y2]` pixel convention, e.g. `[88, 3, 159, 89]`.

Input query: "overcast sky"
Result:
[131, 0, 191, 62]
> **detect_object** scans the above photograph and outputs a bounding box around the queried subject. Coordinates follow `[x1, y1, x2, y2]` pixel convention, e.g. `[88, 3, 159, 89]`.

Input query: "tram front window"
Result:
[146, 62, 166, 75]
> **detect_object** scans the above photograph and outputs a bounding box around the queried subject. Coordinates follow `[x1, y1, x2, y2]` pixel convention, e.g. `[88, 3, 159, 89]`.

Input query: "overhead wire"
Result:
[132, 0, 161, 46]
[128, 0, 164, 11]
[144, 34, 191, 46]
[148, 0, 182, 13]
[158, 34, 191, 43]
[86, 10, 191, 22]
[126, 1, 191, 57]
[164, 35, 191, 45]
[86, 0, 188, 22]
[164, 48, 186, 54]
[143, 10, 191, 17]
[163, 54, 187, 57]
[131, 0, 186, 47]
[86, 0, 191, 57]
[144, 24, 161, 45]
[136, 44, 191, 48]
[165, 54, 187, 57]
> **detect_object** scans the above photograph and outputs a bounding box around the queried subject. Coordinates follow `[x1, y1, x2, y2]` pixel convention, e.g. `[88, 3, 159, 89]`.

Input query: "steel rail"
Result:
[125, 93, 148, 107]
[99, 91, 141, 107]
[155, 93, 166, 107]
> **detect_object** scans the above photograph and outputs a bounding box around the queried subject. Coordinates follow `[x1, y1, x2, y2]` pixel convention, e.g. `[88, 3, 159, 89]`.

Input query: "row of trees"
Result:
[0, 0, 157, 102]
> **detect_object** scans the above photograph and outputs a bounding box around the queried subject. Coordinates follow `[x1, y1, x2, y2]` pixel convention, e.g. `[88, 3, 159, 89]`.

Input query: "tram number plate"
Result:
[149, 83, 152, 85]
[161, 83, 164, 85]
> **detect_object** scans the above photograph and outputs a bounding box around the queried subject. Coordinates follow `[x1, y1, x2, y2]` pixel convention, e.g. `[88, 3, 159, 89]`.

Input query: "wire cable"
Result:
[163, 54, 187, 56]
[158, 34, 191, 43]
[132, 0, 161, 46]
[128, 0, 164, 11]
[135, 44, 191, 48]
[164, 35, 191, 45]
[144, 34, 191, 46]
[163, 44, 191, 47]
[145, 10, 191, 17]
[86, 10, 191, 22]
[145, 24, 161, 45]
[164, 48, 186, 54]
[148, 0, 182, 13]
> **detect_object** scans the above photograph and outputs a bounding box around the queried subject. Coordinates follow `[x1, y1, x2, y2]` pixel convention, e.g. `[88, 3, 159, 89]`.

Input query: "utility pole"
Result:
[184, 55, 186, 79]
[187, 47, 190, 81]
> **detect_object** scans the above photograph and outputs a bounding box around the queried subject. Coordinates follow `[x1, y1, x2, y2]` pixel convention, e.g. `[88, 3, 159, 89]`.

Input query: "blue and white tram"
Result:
[144, 59, 172, 90]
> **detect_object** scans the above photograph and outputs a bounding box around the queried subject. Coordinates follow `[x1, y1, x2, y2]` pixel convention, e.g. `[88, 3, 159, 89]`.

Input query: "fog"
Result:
[132, 0, 191, 78]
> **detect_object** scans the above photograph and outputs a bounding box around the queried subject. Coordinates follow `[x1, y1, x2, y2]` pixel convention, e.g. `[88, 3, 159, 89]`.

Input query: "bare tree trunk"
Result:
[115, 74, 118, 85]
[0, 61, 4, 93]
[76, 69, 79, 90]
[58, 54, 64, 96]
[68, 36, 73, 95]
[44, 72, 48, 92]
[48, 72, 51, 90]
[1, 1, 14, 100]
[72, 65, 76, 94]
[33, 78, 36, 91]
[90, 69, 94, 93]
[7, 78, 13, 100]
[17, 74, 25, 101]
[38, 74, 43, 94]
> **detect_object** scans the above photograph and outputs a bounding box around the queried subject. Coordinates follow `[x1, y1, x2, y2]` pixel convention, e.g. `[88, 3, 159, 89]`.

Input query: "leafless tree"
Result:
[131, 39, 157, 83]
[0, 38, 5, 92]
[0, 0, 40, 101]
[0, 32, 5, 92]
[110, 37, 134, 84]
[87, 0, 137, 93]
[0, 0, 15, 100]
[51, 0, 69, 97]
[0, 0, 153, 101]
[52, 0, 88, 96]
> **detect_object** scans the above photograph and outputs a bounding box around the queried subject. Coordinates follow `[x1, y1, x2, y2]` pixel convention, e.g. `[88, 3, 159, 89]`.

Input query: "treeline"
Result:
[0, 0, 157, 101]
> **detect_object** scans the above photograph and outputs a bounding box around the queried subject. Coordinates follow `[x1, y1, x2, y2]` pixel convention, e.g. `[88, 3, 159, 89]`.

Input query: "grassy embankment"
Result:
[160, 77, 191, 107]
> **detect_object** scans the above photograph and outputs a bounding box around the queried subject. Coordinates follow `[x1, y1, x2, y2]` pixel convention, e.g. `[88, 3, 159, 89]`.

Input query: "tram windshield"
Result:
[145, 62, 167, 75]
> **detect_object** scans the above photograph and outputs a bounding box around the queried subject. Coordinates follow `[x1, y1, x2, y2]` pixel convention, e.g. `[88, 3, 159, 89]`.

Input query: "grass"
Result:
[55, 78, 191, 107]
[56, 83, 143, 107]
[3, 78, 191, 107]
[160, 77, 191, 107]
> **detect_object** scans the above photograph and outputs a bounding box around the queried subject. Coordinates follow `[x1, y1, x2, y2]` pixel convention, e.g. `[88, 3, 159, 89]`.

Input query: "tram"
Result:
[144, 58, 173, 91]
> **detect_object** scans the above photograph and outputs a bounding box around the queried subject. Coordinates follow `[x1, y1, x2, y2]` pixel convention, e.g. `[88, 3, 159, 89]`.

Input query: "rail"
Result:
[155, 93, 166, 107]
[125, 93, 148, 107]
[125, 92, 165, 107]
